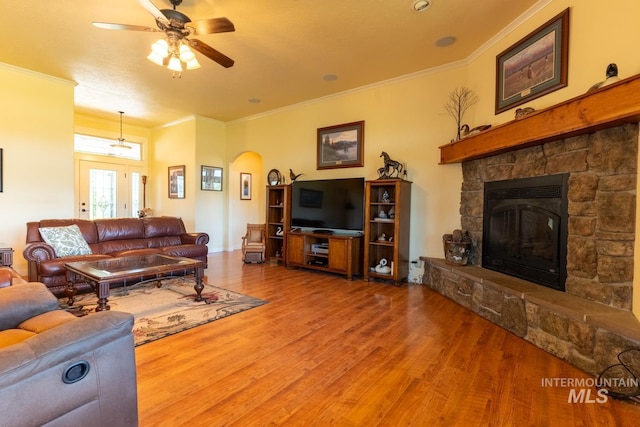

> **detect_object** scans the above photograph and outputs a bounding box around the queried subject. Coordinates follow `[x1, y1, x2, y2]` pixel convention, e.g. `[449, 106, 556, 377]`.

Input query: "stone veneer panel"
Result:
[460, 123, 638, 310]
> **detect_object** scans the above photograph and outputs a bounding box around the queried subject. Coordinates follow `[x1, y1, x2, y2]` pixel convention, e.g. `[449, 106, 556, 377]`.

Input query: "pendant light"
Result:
[111, 111, 131, 149]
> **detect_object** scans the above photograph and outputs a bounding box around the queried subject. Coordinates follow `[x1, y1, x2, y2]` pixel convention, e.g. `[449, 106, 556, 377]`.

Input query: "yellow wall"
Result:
[149, 117, 198, 230]
[0, 64, 75, 275]
[468, 0, 640, 128]
[226, 65, 468, 260]
[148, 115, 230, 249]
[195, 116, 228, 251]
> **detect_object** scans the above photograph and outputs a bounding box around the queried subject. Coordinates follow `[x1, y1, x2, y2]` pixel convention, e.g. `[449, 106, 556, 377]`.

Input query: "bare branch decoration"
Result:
[444, 87, 479, 141]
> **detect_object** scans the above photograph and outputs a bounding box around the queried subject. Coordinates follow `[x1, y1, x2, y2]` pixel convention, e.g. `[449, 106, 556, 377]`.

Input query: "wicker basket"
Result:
[443, 241, 471, 266]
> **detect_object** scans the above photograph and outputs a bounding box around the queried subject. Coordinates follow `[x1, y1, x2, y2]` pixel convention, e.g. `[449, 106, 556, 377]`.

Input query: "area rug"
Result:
[59, 278, 267, 346]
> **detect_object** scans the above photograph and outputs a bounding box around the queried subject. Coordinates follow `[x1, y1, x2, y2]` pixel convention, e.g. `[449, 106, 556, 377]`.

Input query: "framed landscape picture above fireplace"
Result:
[495, 8, 569, 114]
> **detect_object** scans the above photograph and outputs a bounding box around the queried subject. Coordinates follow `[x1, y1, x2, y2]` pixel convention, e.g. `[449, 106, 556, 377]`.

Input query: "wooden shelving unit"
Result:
[286, 231, 362, 280]
[439, 73, 640, 164]
[363, 179, 412, 284]
[265, 184, 291, 263]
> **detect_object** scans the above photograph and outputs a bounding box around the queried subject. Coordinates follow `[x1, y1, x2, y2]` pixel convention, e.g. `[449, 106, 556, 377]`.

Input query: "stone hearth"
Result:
[424, 123, 640, 376]
[423, 258, 640, 376]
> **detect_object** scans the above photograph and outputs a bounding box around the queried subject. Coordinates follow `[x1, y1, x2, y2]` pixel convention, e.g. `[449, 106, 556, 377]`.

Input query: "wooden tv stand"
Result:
[285, 231, 363, 280]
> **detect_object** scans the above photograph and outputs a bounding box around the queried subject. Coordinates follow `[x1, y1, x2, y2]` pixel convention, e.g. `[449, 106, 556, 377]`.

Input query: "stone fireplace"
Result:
[424, 123, 640, 376]
[464, 124, 637, 310]
[423, 77, 640, 376]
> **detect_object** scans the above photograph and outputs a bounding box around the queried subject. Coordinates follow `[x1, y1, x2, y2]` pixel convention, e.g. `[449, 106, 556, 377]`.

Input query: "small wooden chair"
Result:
[242, 223, 266, 263]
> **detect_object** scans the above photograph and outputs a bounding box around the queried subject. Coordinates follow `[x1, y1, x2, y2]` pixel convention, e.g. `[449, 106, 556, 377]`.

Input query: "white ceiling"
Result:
[1, 0, 540, 127]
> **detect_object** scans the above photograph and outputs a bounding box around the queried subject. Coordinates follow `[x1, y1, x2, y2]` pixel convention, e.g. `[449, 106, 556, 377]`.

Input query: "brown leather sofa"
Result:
[0, 277, 138, 426]
[23, 216, 209, 296]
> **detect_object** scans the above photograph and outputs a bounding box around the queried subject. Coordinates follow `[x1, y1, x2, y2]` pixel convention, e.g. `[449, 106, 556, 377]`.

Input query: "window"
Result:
[74, 134, 141, 161]
[131, 171, 141, 216]
[89, 168, 117, 219]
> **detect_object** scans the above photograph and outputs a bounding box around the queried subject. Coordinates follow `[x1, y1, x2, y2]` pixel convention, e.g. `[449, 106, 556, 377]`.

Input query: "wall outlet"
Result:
[408, 259, 425, 284]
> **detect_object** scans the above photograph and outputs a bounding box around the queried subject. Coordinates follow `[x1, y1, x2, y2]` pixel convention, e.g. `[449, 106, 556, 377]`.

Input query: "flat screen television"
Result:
[291, 178, 365, 232]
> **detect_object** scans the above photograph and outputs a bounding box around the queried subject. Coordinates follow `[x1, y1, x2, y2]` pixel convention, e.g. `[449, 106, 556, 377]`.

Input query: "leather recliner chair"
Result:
[0, 275, 138, 426]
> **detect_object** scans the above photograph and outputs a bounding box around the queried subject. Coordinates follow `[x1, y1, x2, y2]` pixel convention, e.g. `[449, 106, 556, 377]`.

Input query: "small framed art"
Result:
[168, 165, 185, 199]
[201, 165, 223, 191]
[240, 172, 252, 200]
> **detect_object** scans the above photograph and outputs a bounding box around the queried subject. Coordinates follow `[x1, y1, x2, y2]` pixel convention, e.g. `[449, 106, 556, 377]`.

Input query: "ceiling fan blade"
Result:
[92, 22, 160, 32]
[188, 17, 235, 35]
[188, 38, 235, 68]
[138, 0, 170, 26]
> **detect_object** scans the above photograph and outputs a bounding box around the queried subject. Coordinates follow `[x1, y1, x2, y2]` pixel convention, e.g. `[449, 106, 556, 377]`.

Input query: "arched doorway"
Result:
[228, 151, 264, 251]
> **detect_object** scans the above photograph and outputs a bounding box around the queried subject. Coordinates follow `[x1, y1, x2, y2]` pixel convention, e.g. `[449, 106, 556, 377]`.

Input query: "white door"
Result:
[78, 161, 142, 219]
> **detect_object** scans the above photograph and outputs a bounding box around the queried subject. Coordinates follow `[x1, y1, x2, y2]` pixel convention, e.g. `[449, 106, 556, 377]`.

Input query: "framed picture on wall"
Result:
[201, 165, 223, 191]
[240, 172, 252, 200]
[317, 121, 365, 170]
[168, 165, 185, 199]
[495, 8, 569, 114]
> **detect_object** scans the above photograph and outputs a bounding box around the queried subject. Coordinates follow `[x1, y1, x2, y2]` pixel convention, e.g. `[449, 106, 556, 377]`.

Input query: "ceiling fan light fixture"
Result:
[168, 56, 183, 72]
[94, 1, 236, 73]
[147, 38, 170, 65]
[151, 39, 169, 56]
[179, 44, 196, 62]
[186, 58, 201, 70]
[147, 51, 165, 66]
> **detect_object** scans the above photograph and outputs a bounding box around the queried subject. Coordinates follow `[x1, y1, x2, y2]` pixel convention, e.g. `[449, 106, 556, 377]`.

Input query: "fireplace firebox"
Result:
[482, 174, 568, 291]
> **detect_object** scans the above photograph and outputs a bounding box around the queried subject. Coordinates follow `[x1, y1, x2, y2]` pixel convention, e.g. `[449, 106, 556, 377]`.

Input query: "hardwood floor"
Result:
[135, 251, 640, 426]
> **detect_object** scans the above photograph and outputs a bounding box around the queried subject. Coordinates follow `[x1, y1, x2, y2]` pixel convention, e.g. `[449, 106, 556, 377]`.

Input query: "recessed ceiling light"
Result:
[412, 0, 431, 12]
[248, 98, 261, 104]
[323, 74, 338, 82]
[435, 36, 456, 47]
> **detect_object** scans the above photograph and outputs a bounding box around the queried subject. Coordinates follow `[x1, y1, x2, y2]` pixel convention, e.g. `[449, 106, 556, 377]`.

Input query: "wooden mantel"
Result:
[439, 74, 640, 164]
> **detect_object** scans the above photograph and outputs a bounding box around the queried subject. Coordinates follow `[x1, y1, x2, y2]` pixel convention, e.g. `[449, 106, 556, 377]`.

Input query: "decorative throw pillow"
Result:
[39, 224, 93, 258]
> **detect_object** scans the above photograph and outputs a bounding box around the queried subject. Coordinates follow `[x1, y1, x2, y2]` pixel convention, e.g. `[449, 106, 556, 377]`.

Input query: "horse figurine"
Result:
[378, 151, 404, 179]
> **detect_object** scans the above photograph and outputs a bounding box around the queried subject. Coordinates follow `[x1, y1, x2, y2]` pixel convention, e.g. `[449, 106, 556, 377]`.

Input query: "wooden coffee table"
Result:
[65, 254, 205, 312]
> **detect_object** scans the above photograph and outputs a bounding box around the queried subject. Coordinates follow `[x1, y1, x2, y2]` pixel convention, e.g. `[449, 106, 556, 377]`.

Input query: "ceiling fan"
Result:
[93, 0, 235, 69]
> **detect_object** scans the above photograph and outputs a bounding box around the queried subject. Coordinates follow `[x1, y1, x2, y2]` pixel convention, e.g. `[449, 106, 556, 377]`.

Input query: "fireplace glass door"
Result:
[483, 174, 568, 291]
